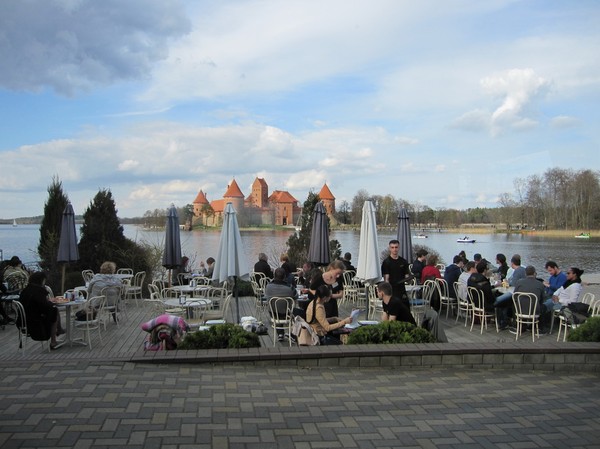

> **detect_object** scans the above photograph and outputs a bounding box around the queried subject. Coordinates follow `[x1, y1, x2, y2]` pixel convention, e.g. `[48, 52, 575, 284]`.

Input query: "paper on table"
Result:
[350, 309, 361, 321]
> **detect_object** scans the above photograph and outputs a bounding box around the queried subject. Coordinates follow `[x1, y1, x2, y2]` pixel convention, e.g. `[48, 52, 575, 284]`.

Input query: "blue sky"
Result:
[1, 0, 599, 219]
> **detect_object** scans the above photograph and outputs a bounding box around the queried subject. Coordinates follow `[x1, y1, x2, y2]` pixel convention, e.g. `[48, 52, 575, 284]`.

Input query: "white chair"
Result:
[268, 297, 294, 347]
[82, 269, 94, 285]
[367, 284, 382, 320]
[203, 294, 232, 324]
[511, 292, 540, 341]
[410, 280, 435, 325]
[467, 286, 498, 334]
[73, 295, 106, 350]
[436, 278, 457, 319]
[454, 281, 472, 327]
[125, 271, 146, 306]
[557, 300, 600, 342]
[101, 284, 125, 326]
[117, 268, 133, 276]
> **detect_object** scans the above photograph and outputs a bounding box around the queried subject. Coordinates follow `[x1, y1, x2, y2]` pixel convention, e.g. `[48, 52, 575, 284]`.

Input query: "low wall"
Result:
[132, 342, 600, 372]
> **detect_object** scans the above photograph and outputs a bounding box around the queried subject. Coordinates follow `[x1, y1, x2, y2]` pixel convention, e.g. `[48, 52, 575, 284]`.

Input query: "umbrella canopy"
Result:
[162, 204, 182, 272]
[212, 203, 250, 323]
[307, 201, 330, 267]
[396, 207, 413, 262]
[57, 202, 80, 293]
[355, 200, 382, 285]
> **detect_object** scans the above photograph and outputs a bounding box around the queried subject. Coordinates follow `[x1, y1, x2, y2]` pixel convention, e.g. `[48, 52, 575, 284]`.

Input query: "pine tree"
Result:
[38, 176, 69, 272]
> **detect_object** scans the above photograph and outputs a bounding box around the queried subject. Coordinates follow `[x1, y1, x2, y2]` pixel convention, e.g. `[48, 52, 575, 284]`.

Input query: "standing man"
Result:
[381, 239, 412, 309]
[543, 261, 567, 297]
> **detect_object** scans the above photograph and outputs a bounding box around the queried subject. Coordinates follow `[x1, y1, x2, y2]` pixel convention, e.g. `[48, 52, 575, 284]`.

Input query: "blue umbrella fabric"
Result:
[397, 207, 413, 263]
[307, 201, 330, 267]
[355, 200, 382, 285]
[212, 202, 250, 323]
[57, 202, 80, 293]
[162, 204, 182, 285]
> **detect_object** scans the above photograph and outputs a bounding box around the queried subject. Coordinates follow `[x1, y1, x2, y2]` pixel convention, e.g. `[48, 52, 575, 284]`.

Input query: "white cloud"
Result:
[550, 115, 580, 129]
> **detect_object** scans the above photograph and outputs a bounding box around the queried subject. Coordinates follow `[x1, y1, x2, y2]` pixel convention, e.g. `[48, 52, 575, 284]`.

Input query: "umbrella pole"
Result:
[61, 264, 66, 294]
[234, 276, 240, 324]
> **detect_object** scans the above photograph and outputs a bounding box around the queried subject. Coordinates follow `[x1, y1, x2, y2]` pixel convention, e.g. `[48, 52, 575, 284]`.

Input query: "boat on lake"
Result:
[575, 233, 591, 239]
[12, 219, 17, 227]
[457, 236, 476, 243]
[414, 234, 428, 239]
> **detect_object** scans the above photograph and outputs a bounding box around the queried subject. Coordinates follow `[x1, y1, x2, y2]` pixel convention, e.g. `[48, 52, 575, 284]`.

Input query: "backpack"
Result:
[560, 302, 590, 325]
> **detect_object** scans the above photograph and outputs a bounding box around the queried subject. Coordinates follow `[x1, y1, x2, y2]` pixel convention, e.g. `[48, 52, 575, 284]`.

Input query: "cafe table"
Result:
[52, 297, 88, 348]
[164, 297, 212, 321]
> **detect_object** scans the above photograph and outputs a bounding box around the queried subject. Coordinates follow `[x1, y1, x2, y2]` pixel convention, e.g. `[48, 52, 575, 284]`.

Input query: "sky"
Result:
[1, 0, 599, 219]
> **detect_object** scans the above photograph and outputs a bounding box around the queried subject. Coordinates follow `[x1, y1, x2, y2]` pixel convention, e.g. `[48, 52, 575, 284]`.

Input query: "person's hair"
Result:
[315, 284, 332, 300]
[206, 257, 215, 265]
[525, 266, 536, 276]
[453, 255, 462, 264]
[181, 256, 189, 264]
[476, 261, 487, 274]
[273, 267, 286, 281]
[328, 260, 346, 271]
[510, 255, 521, 266]
[426, 254, 438, 266]
[258, 253, 268, 261]
[545, 260, 558, 269]
[569, 267, 584, 280]
[99, 261, 117, 274]
[496, 253, 507, 265]
[303, 261, 314, 271]
[473, 253, 482, 261]
[377, 281, 393, 296]
[28, 271, 46, 286]
[344, 252, 351, 260]
[8, 256, 22, 267]
[280, 253, 289, 262]
[388, 239, 399, 246]
[416, 249, 428, 258]
[458, 250, 466, 258]
[465, 261, 476, 271]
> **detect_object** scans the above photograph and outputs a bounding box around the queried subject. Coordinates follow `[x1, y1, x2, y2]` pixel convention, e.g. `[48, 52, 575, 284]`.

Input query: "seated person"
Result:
[279, 253, 296, 287]
[411, 249, 428, 283]
[199, 257, 215, 278]
[468, 261, 495, 312]
[506, 265, 547, 329]
[420, 254, 442, 284]
[494, 255, 527, 307]
[172, 256, 190, 285]
[306, 284, 353, 345]
[297, 262, 316, 286]
[88, 261, 123, 312]
[342, 252, 356, 272]
[308, 260, 345, 318]
[19, 271, 64, 349]
[3, 256, 29, 292]
[543, 261, 567, 297]
[378, 281, 416, 325]
[443, 255, 464, 299]
[542, 267, 583, 314]
[254, 253, 273, 279]
[265, 268, 301, 340]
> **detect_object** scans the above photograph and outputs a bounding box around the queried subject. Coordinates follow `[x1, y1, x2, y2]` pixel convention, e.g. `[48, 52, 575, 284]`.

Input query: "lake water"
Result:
[1, 224, 599, 276]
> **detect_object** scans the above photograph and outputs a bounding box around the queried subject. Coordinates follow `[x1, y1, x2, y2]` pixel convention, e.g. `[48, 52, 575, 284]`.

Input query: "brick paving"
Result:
[1, 361, 599, 448]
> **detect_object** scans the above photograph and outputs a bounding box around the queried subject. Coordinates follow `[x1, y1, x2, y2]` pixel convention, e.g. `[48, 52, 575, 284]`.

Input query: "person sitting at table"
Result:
[298, 262, 317, 287]
[542, 267, 584, 315]
[308, 260, 345, 319]
[18, 271, 64, 349]
[306, 284, 353, 345]
[254, 253, 274, 279]
[172, 256, 190, 285]
[199, 257, 215, 279]
[279, 253, 296, 287]
[420, 254, 442, 284]
[495, 253, 509, 280]
[443, 255, 464, 299]
[88, 261, 123, 319]
[411, 249, 428, 284]
[468, 261, 496, 312]
[3, 256, 29, 292]
[543, 261, 567, 298]
[378, 281, 416, 325]
[457, 261, 476, 301]
[265, 268, 300, 341]
[502, 265, 547, 331]
[493, 255, 527, 309]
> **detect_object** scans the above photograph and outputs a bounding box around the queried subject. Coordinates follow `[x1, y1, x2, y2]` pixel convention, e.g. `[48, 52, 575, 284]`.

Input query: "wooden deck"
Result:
[0, 294, 570, 363]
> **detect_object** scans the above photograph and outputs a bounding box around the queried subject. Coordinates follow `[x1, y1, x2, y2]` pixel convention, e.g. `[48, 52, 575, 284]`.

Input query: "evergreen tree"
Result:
[38, 176, 69, 274]
[286, 192, 341, 266]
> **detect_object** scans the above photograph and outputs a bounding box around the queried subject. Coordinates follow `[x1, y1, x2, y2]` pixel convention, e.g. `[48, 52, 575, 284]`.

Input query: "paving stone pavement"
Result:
[1, 361, 600, 449]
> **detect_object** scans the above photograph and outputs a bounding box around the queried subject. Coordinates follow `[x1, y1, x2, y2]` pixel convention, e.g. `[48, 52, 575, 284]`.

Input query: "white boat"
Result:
[12, 219, 17, 227]
[414, 234, 428, 239]
[574, 233, 590, 239]
[457, 237, 476, 243]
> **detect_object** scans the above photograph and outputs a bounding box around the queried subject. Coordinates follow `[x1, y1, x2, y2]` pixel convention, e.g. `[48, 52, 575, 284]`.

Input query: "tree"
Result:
[79, 189, 151, 275]
[335, 200, 351, 224]
[37, 176, 69, 292]
[350, 189, 370, 225]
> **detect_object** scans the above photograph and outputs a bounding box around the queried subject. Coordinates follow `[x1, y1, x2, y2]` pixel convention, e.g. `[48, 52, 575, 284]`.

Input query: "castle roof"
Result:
[193, 189, 209, 204]
[224, 179, 244, 198]
[318, 183, 335, 200]
[269, 190, 298, 204]
[210, 199, 226, 213]
[253, 177, 268, 189]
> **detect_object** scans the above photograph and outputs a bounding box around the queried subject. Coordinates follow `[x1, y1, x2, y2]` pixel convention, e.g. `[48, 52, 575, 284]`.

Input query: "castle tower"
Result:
[318, 183, 336, 217]
[192, 189, 209, 217]
[249, 177, 269, 208]
[223, 179, 245, 212]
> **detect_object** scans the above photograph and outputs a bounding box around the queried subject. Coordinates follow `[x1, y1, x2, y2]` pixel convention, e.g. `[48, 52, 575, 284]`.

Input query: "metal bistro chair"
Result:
[557, 299, 600, 342]
[467, 286, 498, 334]
[367, 284, 382, 320]
[454, 281, 472, 327]
[125, 271, 146, 307]
[436, 278, 457, 319]
[203, 294, 232, 325]
[511, 292, 540, 342]
[268, 296, 294, 347]
[73, 295, 107, 350]
[101, 284, 125, 326]
[410, 280, 435, 325]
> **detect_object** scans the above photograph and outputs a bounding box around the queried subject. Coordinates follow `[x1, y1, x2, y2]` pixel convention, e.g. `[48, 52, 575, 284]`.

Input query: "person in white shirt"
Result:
[543, 267, 584, 312]
[457, 261, 476, 302]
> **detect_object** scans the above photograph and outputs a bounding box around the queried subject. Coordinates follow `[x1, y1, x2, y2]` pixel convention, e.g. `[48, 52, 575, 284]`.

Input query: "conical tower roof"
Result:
[224, 179, 245, 198]
[318, 183, 335, 200]
[193, 189, 209, 204]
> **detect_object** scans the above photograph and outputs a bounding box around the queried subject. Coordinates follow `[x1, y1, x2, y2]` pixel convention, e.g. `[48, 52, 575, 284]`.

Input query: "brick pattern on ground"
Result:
[1, 361, 600, 448]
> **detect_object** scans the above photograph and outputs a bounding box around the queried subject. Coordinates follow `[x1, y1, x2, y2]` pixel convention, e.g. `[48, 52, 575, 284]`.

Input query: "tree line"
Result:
[336, 167, 600, 230]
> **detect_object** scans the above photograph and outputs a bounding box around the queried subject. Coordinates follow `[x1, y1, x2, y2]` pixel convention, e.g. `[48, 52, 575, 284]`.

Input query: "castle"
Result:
[192, 178, 336, 227]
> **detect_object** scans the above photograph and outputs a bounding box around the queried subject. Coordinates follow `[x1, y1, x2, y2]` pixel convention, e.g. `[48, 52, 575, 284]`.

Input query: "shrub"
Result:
[346, 321, 436, 345]
[178, 323, 261, 349]
[567, 316, 600, 342]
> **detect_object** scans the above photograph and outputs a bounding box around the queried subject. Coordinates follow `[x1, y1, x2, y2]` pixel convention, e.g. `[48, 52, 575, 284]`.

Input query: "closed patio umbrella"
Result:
[397, 207, 413, 263]
[212, 202, 250, 323]
[355, 200, 382, 285]
[57, 202, 79, 293]
[162, 204, 182, 287]
[307, 201, 330, 267]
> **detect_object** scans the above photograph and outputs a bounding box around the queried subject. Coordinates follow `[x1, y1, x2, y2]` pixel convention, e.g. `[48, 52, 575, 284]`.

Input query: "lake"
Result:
[1, 224, 599, 276]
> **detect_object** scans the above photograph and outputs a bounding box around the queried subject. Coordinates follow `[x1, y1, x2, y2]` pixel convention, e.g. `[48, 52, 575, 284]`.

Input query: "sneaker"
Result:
[277, 334, 284, 342]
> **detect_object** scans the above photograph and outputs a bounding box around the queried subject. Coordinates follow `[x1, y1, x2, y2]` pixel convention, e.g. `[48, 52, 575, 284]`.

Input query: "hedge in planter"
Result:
[178, 323, 261, 349]
[346, 320, 436, 345]
[567, 316, 600, 342]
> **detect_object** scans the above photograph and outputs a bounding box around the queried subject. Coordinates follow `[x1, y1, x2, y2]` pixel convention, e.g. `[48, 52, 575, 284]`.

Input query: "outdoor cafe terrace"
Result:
[1, 281, 600, 371]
